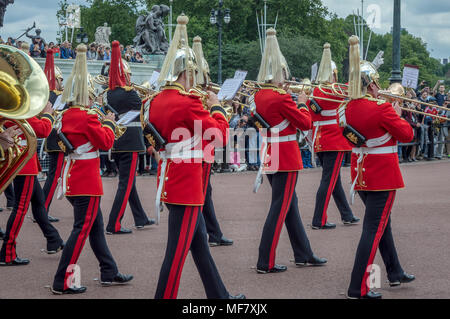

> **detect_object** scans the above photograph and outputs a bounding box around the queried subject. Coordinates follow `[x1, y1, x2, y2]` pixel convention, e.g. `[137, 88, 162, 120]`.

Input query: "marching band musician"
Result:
[0, 103, 64, 266]
[253, 28, 327, 274]
[343, 36, 415, 299]
[0, 124, 21, 240]
[42, 49, 65, 222]
[191, 35, 233, 247]
[308, 43, 359, 229]
[51, 44, 133, 295]
[148, 14, 244, 299]
[105, 40, 155, 235]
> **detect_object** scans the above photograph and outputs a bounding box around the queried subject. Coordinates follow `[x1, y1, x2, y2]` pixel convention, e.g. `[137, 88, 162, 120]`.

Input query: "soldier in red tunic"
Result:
[191, 36, 233, 247]
[343, 36, 415, 299]
[147, 15, 244, 299]
[253, 28, 326, 274]
[42, 49, 65, 222]
[0, 107, 64, 266]
[307, 43, 359, 229]
[51, 44, 133, 295]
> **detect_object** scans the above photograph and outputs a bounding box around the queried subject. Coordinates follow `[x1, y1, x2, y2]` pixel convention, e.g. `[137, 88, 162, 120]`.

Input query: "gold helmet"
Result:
[257, 28, 290, 83]
[192, 36, 210, 85]
[360, 60, 381, 89]
[157, 14, 197, 86]
[55, 66, 63, 81]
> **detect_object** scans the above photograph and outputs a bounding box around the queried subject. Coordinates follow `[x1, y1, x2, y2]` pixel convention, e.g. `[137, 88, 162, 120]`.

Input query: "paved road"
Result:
[0, 160, 449, 299]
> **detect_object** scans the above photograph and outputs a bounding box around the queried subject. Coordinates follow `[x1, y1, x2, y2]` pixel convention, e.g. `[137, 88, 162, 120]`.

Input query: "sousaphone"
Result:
[0, 44, 49, 192]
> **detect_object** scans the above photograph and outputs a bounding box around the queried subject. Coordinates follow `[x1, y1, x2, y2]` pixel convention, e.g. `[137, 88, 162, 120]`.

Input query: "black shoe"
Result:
[295, 255, 327, 267]
[343, 216, 360, 225]
[135, 218, 156, 229]
[389, 272, 415, 287]
[0, 207, 3, 212]
[100, 273, 134, 286]
[209, 236, 233, 247]
[48, 215, 60, 223]
[256, 264, 287, 274]
[0, 257, 30, 266]
[229, 293, 246, 299]
[106, 227, 132, 235]
[311, 222, 336, 230]
[51, 286, 87, 295]
[347, 290, 382, 299]
[46, 242, 65, 255]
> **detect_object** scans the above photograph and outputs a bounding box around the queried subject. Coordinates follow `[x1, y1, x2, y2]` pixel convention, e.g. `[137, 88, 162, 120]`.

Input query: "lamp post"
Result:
[210, 0, 231, 85]
[389, 0, 402, 84]
[76, 28, 88, 44]
[168, 0, 174, 44]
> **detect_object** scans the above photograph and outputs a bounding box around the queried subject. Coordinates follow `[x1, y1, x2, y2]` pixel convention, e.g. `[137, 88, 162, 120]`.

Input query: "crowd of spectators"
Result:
[0, 35, 146, 63]
[397, 80, 450, 162]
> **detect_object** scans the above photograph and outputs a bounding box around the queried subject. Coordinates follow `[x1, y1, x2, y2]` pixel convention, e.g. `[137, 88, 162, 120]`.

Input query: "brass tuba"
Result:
[0, 44, 49, 192]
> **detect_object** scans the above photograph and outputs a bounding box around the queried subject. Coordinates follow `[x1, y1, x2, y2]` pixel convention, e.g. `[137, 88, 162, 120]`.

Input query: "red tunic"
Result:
[345, 98, 414, 191]
[16, 115, 53, 176]
[149, 83, 229, 206]
[254, 84, 312, 172]
[307, 87, 353, 152]
[60, 106, 116, 196]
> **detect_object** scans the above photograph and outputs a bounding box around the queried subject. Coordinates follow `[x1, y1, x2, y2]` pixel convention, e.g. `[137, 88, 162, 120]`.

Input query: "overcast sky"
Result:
[1, 0, 449, 59]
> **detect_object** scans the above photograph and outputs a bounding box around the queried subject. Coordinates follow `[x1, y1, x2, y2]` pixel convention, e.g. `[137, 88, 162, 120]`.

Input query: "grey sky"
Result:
[1, 0, 449, 59]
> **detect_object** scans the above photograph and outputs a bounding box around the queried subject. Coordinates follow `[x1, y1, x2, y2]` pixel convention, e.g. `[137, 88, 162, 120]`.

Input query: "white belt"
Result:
[254, 120, 292, 194]
[265, 134, 297, 143]
[349, 145, 398, 204]
[56, 142, 98, 199]
[155, 136, 202, 225]
[320, 110, 337, 117]
[310, 119, 338, 167]
[125, 122, 141, 128]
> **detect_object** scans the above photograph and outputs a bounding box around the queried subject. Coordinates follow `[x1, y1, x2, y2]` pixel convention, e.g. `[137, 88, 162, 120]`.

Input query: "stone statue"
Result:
[0, 0, 14, 28]
[95, 22, 112, 46]
[26, 27, 46, 46]
[133, 4, 169, 55]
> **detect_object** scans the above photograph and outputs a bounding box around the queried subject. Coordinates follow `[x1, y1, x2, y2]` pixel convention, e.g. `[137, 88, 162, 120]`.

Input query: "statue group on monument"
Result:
[134, 4, 169, 55]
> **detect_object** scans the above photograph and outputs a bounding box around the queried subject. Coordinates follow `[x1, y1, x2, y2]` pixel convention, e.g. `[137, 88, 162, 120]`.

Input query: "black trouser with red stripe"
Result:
[4, 183, 15, 208]
[257, 171, 314, 271]
[348, 191, 404, 297]
[155, 204, 229, 299]
[202, 163, 224, 242]
[106, 152, 148, 232]
[53, 196, 118, 291]
[42, 152, 65, 212]
[312, 151, 354, 227]
[0, 176, 63, 263]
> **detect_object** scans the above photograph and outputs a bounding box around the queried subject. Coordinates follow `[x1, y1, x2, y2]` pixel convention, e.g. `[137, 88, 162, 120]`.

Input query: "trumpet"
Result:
[90, 104, 127, 140]
[0, 44, 49, 192]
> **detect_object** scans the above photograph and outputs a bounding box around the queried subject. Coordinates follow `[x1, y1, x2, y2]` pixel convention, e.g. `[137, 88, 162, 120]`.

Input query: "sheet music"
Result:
[217, 79, 243, 101]
[234, 70, 248, 81]
[116, 111, 140, 125]
[402, 65, 420, 89]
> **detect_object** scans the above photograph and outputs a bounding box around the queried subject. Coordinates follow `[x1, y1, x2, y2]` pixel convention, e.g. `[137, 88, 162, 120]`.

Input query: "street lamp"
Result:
[76, 27, 88, 44]
[210, 0, 231, 85]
